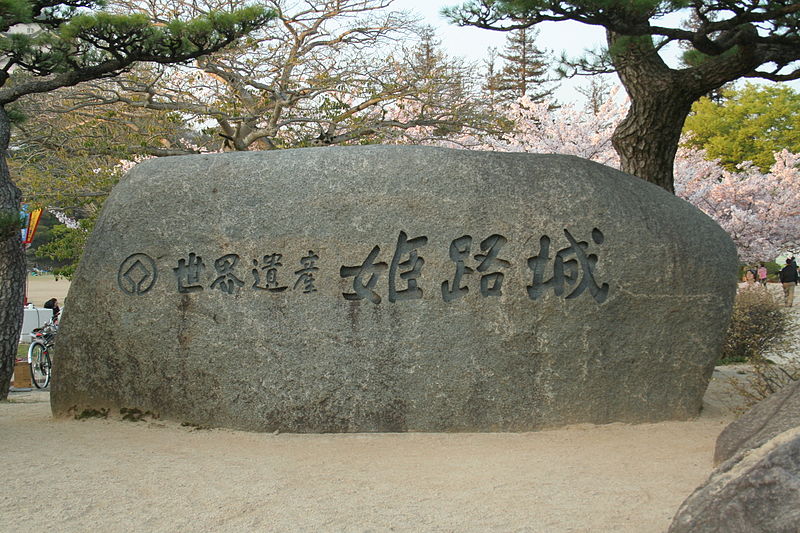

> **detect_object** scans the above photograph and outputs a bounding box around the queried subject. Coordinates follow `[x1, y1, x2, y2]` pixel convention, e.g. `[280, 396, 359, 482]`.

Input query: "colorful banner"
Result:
[20, 205, 42, 245]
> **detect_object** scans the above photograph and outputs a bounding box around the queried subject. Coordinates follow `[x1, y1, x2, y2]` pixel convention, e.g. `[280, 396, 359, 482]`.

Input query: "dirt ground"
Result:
[0, 277, 769, 532]
[0, 370, 746, 533]
[24, 273, 71, 308]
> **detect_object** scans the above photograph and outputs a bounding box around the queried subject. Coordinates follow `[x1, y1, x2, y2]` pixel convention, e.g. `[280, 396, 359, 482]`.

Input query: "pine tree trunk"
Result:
[611, 95, 693, 194]
[605, 31, 700, 194]
[0, 106, 26, 400]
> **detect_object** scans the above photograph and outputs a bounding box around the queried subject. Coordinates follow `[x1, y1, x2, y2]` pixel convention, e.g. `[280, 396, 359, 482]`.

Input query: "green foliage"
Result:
[10, 87, 199, 233]
[2, 5, 271, 76]
[765, 261, 781, 277]
[608, 34, 654, 56]
[683, 84, 800, 172]
[681, 44, 742, 70]
[447, 0, 693, 27]
[0, 0, 33, 28]
[24, 211, 71, 272]
[446, 0, 800, 191]
[0, 2, 274, 106]
[720, 287, 792, 364]
[4, 104, 25, 124]
[35, 216, 95, 279]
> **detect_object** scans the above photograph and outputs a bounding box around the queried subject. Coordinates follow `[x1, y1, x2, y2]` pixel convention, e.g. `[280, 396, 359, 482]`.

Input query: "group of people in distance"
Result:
[742, 258, 799, 307]
[743, 263, 770, 287]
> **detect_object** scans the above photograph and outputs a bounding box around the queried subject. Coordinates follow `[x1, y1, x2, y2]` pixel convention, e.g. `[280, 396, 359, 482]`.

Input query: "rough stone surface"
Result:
[715, 378, 800, 464]
[50, 146, 738, 432]
[668, 427, 800, 533]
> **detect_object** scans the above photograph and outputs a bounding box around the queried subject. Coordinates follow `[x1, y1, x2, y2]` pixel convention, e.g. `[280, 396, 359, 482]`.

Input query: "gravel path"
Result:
[2, 281, 790, 531]
[1, 387, 739, 533]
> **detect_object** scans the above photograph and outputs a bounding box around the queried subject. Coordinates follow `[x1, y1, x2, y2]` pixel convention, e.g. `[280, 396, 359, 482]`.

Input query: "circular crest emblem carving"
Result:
[117, 253, 158, 295]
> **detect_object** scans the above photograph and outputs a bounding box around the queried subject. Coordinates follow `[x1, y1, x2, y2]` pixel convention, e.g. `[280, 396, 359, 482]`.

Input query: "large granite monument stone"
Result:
[51, 146, 738, 432]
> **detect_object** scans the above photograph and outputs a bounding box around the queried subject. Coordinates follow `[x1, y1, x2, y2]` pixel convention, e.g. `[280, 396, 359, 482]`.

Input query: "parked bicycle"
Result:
[28, 319, 57, 389]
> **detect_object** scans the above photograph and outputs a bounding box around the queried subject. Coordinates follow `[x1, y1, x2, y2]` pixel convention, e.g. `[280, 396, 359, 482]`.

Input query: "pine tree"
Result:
[482, 47, 502, 109]
[494, 28, 553, 103]
[447, 0, 800, 193]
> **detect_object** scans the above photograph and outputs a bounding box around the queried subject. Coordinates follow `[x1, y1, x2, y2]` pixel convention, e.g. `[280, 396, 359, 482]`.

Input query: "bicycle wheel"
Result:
[29, 343, 51, 389]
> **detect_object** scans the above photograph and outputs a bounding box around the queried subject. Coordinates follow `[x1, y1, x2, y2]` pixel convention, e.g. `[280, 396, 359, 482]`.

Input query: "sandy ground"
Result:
[0, 279, 787, 532]
[1, 381, 742, 533]
[24, 273, 71, 308]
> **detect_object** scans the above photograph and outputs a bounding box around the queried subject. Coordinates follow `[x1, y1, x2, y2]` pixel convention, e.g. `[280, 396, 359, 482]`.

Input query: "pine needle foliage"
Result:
[0, 1, 274, 105]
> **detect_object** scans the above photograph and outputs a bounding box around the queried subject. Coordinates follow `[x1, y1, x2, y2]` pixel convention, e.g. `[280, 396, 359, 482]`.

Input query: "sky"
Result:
[393, 0, 607, 63]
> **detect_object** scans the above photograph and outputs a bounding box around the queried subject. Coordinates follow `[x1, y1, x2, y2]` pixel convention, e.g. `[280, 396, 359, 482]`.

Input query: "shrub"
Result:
[719, 286, 791, 364]
[764, 261, 781, 276]
[729, 355, 800, 407]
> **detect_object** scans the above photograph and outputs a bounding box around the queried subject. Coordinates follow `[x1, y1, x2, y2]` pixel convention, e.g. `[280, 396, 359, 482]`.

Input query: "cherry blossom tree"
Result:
[675, 149, 800, 263]
[473, 88, 622, 167]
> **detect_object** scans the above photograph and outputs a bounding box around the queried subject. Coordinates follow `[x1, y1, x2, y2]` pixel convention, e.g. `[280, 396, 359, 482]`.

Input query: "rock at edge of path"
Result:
[715, 378, 800, 464]
[668, 427, 800, 533]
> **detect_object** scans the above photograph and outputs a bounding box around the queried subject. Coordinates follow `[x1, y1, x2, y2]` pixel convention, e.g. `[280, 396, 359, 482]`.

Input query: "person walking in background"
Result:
[757, 263, 768, 287]
[779, 259, 799, 306]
